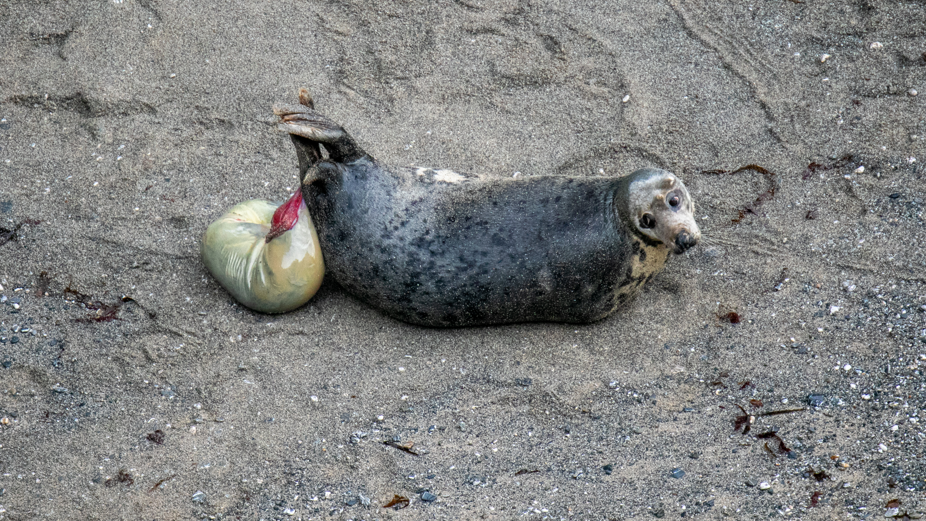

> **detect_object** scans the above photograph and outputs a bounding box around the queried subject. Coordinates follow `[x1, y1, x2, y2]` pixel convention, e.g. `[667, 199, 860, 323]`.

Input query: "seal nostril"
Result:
[675, 231, 696, 252]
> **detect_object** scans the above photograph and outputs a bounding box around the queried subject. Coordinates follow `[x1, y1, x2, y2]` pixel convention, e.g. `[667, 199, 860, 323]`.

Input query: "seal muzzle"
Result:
[674, 231, 698, 254]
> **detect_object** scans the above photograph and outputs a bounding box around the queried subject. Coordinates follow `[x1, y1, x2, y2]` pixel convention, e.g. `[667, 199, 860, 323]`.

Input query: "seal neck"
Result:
[611, 175, 662, 248]
[611, 176, 636, 231]
[266, 191, 304, 243]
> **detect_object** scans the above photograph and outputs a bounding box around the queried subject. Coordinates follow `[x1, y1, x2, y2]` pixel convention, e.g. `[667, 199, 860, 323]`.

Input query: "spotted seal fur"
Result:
[272, 92, 700, 327]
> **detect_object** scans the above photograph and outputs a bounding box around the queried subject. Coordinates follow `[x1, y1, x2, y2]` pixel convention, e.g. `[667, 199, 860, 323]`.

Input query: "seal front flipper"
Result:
[273, 103, 369, 164]
[300, 161, 342, 196]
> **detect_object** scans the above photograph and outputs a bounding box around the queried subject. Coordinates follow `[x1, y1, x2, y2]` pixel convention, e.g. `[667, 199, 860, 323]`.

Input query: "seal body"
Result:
[274, 97, 700, 327]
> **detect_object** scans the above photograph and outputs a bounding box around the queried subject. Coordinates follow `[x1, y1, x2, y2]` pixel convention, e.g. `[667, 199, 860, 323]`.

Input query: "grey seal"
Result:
[273, 92, 700, 327]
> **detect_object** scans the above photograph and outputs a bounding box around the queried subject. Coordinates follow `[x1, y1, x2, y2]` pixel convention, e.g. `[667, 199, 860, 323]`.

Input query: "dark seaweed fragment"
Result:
[146, 429, 165, 445]
[698, 165, 778, 223]
[383, 439, 419, 456]
[802, 155, 854, 180]
[383, 495, 410, 510]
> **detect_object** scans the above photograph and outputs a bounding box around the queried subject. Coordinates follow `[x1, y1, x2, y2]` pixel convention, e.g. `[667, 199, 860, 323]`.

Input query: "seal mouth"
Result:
[673, 230, 698, 254]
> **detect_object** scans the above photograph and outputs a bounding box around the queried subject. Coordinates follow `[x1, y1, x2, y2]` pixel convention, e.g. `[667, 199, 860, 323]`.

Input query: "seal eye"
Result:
[668, 194, 680, 208]
[639, 214, 656, 229]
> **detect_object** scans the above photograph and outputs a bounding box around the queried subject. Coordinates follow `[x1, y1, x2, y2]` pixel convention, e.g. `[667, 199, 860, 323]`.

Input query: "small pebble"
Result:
[758, 481, 771, 490]
[421, 491, 437, 502]
[807, 394, 826, 407]
[909, 89, 918, 97]
[670, 468, 685, 479]
[192, 490, 205, 502]
[745, 478, 758, 487]
[602, 464, 614, 475]
[885, 507, 900, 517]
[870, 41, 883, 50]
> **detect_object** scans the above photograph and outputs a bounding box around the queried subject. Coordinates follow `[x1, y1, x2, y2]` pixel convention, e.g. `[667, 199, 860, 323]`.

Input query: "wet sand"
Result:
[1, 0, 925, 519]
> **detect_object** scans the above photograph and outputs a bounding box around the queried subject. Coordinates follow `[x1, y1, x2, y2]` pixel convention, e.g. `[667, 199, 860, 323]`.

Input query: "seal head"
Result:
[617, 168, 700, 255]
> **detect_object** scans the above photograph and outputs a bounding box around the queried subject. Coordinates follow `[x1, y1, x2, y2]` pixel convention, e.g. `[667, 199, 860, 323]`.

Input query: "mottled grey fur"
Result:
[275, 100, 699, 327]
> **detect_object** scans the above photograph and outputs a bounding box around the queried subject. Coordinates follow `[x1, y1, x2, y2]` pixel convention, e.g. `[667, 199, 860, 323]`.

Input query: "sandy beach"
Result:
[1, 0, 925, 519]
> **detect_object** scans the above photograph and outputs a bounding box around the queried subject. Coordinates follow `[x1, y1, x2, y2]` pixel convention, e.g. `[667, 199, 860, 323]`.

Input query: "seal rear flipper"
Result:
[274, 101, 369, 164]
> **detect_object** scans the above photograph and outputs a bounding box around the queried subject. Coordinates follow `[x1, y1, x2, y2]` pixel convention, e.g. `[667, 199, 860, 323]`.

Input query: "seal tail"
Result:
[273, 89, 368, 165]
